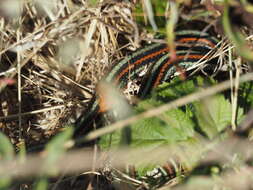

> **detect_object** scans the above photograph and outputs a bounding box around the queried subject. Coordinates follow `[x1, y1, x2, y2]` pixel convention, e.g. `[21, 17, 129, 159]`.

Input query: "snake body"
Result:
[74, 30, 218, 136]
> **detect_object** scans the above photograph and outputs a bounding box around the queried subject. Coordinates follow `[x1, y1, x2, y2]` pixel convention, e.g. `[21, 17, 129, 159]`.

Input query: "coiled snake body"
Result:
[74, 29, 218, 136]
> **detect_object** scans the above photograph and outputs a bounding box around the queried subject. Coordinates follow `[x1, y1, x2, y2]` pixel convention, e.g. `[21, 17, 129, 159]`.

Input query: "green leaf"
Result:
[0, 132, 14, 161]
[0, 177, 11, 190]
[43, 127, 73, 175]
[133, 0, 167, 32]
[99, 75, 245, 185]
[151, 0, 167, 16]
[130, 109, 194, 148]
[17, 141, 26, 163]
[193, 95, 244, 139]
[0, 133, 13, 189]
[46, 127, 73, 153]
[183, 176, 215, 189]
[154, 76, 206, 101]
[33, 178, 48, 190]
[88, 0, 98, 6]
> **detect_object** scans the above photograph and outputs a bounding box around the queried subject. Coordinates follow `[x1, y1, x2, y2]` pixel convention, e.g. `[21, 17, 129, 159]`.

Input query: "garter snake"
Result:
[74, 29, 218, 136]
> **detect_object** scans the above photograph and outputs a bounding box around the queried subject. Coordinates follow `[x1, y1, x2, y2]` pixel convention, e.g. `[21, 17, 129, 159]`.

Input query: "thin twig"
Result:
[233, 57, 241, 130]
[0, 137, 253, 179]
[17, 27, 22, 140]
[0, 105, 65, 120]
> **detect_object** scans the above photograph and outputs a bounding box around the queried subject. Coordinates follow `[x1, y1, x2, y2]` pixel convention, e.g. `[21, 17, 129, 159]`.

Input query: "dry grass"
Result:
[0, 0, 139, 148]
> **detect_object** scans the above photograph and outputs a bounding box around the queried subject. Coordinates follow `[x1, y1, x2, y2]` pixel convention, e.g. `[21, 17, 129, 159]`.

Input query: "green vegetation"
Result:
[0, 0, 253, 189]
[99, 76, 246, 188]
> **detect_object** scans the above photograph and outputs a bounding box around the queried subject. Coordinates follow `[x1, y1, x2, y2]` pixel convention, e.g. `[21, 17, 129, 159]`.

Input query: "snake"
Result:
[73, 29, 219, 137]
[25, 28, 219, 184]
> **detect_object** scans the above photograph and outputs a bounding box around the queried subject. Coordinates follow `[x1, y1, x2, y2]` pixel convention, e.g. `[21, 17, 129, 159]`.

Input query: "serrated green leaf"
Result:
[154, 76, 206, 101]
[131, 109, 194, 148]
[194, 94, 244, 139]
[194, 99, 219, 139]
[0, 132, 14, 161]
